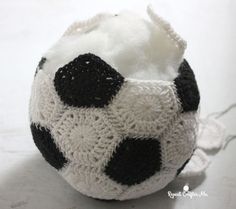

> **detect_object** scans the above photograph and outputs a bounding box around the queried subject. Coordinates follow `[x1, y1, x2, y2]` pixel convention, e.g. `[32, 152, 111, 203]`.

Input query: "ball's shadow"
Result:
[0, 154, 205, 209]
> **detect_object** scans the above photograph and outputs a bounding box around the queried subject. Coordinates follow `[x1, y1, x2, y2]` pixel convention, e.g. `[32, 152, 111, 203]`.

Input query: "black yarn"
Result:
[54, 53, 124, 108]
[30, 123, 68, 170]
[35, 57, 47, 76]
[104, 138, 162, 186]
[174, 59, 200, 112]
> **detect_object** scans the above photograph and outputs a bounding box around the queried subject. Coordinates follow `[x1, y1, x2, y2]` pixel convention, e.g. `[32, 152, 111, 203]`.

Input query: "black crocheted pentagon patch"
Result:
[104, 138, 161, 186]
[54, 53, 124, 108]
[30, 123, 68, 170]
[174, 59, 200, 112]
[176, 158, 191, 176]
[35, 57, 47, 76]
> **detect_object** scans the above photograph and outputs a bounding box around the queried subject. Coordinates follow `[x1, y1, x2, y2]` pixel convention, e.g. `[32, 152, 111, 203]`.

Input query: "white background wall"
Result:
[0, 0, 236, 209]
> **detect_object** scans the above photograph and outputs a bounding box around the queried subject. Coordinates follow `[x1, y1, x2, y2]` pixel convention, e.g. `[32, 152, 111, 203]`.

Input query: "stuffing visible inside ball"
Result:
[29, 7, 200, 201]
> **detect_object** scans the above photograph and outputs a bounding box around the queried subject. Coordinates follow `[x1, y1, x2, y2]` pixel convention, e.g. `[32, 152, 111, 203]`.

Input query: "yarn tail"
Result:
[179, 103, 236, 177]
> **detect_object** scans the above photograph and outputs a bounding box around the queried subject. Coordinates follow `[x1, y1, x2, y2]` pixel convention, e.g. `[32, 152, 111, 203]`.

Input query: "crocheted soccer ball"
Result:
[29, 7, 200, 200]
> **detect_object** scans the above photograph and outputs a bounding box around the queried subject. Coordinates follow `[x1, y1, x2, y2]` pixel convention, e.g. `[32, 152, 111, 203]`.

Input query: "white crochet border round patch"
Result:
[29, 6, 200, 200]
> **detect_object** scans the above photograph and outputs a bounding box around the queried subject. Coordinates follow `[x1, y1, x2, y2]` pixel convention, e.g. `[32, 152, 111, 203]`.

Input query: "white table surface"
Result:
[0, 0, 236, 208]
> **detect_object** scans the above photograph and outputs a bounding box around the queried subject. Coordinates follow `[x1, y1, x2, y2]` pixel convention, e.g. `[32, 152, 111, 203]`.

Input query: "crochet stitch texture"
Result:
[29, 7, 200, 200]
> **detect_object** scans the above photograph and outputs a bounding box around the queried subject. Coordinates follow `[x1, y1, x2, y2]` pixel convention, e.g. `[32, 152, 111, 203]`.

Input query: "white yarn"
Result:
[62, 13, 113, 37]
[178, 103, 236, 177]
[179, 148, 210, 177]
[197, 118, 226, 150]
[29, 7, 202, 200]
[197, 103, 236, 150]
[29, 71, 67, 129]
[147, 5, 187, 51]
[30, 72, 198, 200]
[107, 79, 180, 138]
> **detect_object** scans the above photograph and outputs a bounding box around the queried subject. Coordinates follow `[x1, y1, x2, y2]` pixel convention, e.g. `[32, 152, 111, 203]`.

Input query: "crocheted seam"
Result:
[174, 59, 200, 112]
[54, 53, 124, 108]
[30, 123, 68, 170]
